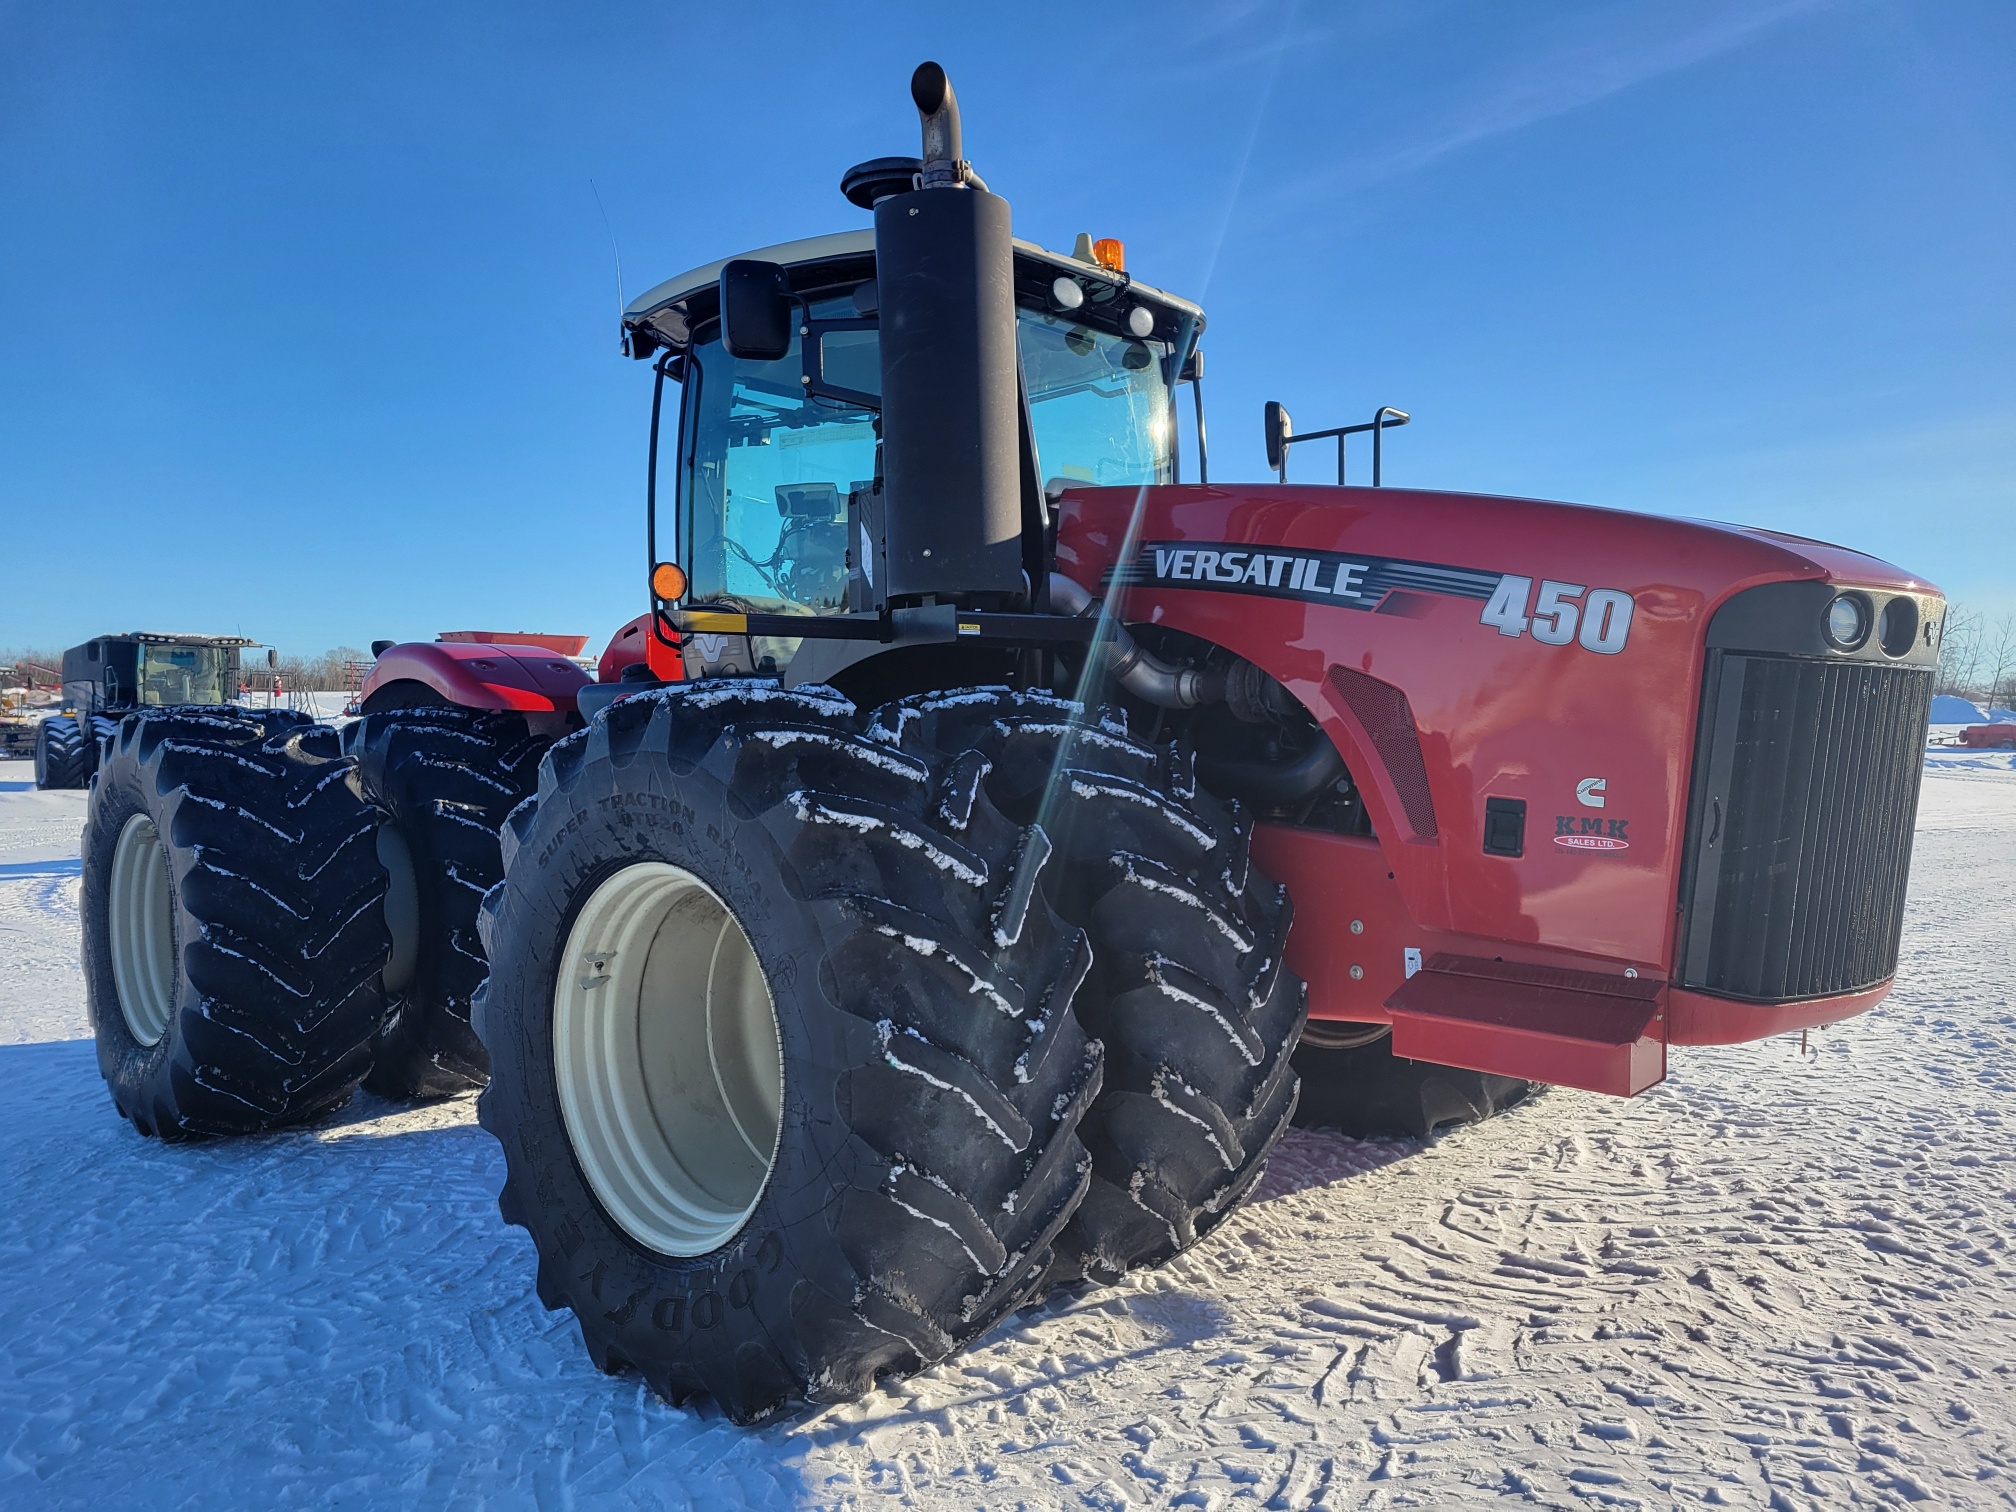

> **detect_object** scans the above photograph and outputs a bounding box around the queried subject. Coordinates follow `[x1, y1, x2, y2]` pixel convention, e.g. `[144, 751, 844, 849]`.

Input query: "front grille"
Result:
[1678, 653, 1931, 1001]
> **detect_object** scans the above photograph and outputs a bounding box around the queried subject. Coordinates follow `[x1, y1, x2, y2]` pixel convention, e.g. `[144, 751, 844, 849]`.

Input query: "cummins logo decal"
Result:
[1106, 542, 1502, 611]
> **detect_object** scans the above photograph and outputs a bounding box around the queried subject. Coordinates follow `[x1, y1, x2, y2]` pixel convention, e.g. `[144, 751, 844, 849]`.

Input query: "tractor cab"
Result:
[60, 634, 251, 715]
[623, 231, 1204, 640]
[35, 632, 260, 789]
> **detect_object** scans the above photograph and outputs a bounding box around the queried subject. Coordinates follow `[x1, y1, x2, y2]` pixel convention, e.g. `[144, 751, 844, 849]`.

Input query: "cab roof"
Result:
[99, 633, 256, 648]
[621, 228, 1205, 355]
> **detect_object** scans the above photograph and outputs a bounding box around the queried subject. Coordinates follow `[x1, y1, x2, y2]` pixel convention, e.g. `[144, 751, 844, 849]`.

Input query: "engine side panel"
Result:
[1057, 483, 1938, 981]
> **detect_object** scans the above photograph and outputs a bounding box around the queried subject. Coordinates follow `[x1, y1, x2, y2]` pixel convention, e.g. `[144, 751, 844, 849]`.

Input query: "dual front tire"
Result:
[477, 683, 1307, 1419]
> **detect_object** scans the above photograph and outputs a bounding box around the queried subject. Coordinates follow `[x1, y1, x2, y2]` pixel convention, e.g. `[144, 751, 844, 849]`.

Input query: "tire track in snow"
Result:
[1, 758, 2013, 1507]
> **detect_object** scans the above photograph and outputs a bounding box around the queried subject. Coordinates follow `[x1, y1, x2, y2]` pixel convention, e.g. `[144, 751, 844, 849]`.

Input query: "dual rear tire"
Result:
[79, 702, 551, 1133]
[83, 708, 390, 1136]
[345, 706, 552, 1097]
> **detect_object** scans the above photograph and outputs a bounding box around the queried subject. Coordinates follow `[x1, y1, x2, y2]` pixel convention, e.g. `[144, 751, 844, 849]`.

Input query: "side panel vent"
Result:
[1326, 666, 1438, 839]
[1679, 653, 1931, 1002]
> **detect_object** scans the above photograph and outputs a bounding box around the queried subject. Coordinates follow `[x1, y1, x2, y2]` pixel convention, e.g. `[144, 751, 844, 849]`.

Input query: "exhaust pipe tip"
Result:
[911, 61, 966, 184]
[910, 60, 950, 116]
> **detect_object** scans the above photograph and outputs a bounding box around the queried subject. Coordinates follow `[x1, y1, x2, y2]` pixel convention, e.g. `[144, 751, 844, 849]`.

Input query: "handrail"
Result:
[1275, 405, 1411, 485]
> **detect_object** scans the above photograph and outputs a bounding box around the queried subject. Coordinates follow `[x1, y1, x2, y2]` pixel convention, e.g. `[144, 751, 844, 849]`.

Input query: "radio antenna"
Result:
[588, 178, 625, 339]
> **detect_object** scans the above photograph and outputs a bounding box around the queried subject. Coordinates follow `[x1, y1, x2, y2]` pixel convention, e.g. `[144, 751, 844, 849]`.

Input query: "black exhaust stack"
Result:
[873, 63, 1024, 605]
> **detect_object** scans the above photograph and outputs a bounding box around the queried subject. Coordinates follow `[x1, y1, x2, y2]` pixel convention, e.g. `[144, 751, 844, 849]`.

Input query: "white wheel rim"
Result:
[553, 862, 784, 1257]
[109, 812, 177, 1047]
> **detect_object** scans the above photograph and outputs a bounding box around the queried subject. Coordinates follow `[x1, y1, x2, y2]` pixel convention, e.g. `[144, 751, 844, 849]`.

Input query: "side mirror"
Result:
[718, 260, 794, 362]
[1263, 400, 1293, 479]
[268, 648, 279, 669]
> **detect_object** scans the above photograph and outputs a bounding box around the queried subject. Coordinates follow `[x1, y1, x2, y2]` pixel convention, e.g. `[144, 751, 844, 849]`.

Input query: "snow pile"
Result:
[1930, 694, 1987, 723]
[3, 755, 2014, 1507]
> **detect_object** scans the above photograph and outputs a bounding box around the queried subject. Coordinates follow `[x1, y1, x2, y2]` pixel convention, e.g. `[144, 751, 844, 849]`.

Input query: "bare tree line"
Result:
[265, 648, 375, 693]
[1936, 604, 2016, 710]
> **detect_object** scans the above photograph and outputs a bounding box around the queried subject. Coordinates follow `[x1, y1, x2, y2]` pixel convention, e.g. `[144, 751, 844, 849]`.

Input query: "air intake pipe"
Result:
[1049, 573, 1348, 807]
[1048, 573, 1225, 709]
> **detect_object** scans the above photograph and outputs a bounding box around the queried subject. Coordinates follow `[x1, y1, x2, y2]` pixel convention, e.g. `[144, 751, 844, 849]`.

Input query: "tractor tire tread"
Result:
[477, 681, 1104, 1421]
[1291, 1031, 1536, 1138]
[83, 707, 390, 1136]
[349, 706, 553, 1098]
[865, 688, 1307, 1288]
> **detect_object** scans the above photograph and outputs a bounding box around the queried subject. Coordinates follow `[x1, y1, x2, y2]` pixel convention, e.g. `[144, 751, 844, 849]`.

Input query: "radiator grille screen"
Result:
[1326, 666, 1438, 838]
[1678, 653, 1931, 1001]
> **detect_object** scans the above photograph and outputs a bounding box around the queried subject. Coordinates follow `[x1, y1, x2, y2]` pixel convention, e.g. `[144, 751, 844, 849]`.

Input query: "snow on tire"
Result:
[474, 682, 1103, 1422]
[82, 707, 390, 1137]
[347, 706, 552, 1098]
[873, 690, 1308, 1286]
[34, 717, 86, 790]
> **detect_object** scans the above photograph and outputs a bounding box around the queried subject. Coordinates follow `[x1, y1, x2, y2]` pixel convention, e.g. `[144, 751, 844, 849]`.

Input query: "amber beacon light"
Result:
[650, 562, 687, 602]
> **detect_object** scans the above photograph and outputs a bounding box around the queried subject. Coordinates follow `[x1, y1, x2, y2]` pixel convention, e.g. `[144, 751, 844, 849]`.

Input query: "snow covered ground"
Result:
[2, 749, 2012, 1509]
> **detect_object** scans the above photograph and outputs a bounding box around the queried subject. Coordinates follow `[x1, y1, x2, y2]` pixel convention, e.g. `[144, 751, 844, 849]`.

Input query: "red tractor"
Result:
[80, 65, 1940, 1421]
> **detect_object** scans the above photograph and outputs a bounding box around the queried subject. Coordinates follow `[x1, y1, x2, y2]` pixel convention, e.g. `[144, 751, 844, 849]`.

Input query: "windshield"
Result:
[1018, 311, 1174, 489]
[679, 299, 872, 616]
[138, 645, 232, 705]
[672, 293, 1181, 615]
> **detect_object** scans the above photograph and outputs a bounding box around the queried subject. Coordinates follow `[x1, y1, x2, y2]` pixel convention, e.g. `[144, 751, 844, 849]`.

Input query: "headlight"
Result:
[1824, 592, 1871, 651]
[1879, 595, 1919, 658]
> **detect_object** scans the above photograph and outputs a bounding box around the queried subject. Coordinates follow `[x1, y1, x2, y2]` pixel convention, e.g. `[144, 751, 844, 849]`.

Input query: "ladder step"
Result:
[1385, 953, 1665, 1097]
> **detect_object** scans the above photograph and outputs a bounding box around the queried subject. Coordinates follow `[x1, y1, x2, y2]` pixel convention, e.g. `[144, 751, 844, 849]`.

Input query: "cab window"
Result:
[138, 646, 230, 705]
[678, 294, 872, 616]
[672, 290, 1181, 615]
[1018, 312, 1174, 489]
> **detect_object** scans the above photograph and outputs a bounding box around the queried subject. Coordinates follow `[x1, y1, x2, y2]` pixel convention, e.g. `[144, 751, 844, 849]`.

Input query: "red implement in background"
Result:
[436, 631, 591, 657]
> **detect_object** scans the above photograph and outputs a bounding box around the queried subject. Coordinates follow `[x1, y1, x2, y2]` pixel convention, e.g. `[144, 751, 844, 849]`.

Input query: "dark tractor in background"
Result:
[33, 633, 267, 790]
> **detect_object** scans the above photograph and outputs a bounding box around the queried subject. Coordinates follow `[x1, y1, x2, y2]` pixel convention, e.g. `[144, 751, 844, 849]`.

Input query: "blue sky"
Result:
[2, 0, 2009, 656]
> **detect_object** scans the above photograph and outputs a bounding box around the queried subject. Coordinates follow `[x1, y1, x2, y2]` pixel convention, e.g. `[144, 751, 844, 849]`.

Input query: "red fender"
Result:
[598, 612, 687, 684]
[359, 641, 590, 714]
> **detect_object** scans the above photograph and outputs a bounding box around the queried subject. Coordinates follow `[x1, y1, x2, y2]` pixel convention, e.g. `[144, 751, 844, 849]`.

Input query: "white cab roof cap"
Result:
[622, 227, 1203, 349]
